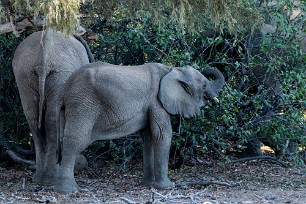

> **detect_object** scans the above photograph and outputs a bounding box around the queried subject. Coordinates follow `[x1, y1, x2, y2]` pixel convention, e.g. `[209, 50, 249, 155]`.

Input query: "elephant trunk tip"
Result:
[202, 67, 225, 95]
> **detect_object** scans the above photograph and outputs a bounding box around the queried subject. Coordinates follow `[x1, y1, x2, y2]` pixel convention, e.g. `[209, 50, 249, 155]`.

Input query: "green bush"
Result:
[84, 1, 305, 165]
[0, 33, 29, 147]
[1, 1, 305, 168]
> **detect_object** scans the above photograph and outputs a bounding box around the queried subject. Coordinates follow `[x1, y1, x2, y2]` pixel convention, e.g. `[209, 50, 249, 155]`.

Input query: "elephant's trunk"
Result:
[202, 68, 225, 99]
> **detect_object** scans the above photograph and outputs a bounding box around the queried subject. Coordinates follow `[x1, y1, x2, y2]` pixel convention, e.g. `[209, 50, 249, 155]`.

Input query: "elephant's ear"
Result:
[158, 68, 201, 118]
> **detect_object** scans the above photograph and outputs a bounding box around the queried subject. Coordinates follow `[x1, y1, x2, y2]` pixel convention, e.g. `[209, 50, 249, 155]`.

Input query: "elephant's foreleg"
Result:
[140, 128, 155, 186]
[149, 108, 174, 189]
[152, 134, 174, 189]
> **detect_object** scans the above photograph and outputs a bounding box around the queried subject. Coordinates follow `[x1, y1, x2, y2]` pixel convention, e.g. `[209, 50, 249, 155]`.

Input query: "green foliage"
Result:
[0, 0, 305, 168]
[1, 0, 261, 35]
[96, 0, 261, 34]
[84, 0, 306, 165]
[39, 0, 85, 35]
[0, 33, 30, 147]
[0, 0, 85, 35]
[0, 4, 6, 23]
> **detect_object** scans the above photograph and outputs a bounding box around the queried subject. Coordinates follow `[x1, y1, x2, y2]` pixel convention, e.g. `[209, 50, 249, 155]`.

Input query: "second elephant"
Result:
[55, 62, 224, 193]
[12, 30, 94, 185]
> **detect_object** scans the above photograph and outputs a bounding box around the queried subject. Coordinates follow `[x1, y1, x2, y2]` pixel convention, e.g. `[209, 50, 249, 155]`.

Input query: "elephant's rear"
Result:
[12, 31, 45, 131]
[12, 30, 90, 131]
[12, 31, 44, 82]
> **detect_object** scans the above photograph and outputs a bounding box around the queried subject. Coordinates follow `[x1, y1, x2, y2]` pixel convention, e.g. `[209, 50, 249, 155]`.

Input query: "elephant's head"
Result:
[158, 66, 225, 118]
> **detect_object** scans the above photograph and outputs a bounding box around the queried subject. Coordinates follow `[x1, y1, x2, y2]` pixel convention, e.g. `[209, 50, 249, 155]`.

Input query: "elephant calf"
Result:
[55, 62, 224, 193]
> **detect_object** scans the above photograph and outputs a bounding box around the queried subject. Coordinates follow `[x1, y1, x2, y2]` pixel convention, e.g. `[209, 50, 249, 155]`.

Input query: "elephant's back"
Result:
[62, 62, 153, 110]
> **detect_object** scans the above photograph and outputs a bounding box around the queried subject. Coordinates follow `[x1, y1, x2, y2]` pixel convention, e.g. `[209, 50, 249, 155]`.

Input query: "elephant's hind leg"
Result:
[41, 91, 62, 185]
[16, 82, 46, 184]
[54, 109, 98, 193]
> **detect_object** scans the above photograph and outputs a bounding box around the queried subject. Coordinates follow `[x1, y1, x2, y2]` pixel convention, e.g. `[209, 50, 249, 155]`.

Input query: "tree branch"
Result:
[150, 189, 209, 203]
[0, 16, 87, 36]
[0, 17, 44, 36]
[177, 180, 237, 188]
[230, 155, 289, 168]
[6, 149, 35, 168]
[120, 197, 136, 204]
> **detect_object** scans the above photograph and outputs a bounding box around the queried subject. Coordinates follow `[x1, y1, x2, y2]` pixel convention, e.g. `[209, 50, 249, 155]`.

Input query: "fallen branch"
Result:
[230, 155, 289, 168]
[6, 149, 35, 168]
[177, 180, 237, 188]
[150, 189, 209, 203]
[120, 197, 136, 204]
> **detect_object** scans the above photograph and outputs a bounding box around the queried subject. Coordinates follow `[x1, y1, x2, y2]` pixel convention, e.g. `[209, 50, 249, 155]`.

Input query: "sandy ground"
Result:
[0, 159, 305, 203]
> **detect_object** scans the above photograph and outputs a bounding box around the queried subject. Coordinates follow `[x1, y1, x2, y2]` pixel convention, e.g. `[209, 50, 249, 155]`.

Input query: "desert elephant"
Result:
[12, 29, 94, 185]
[55, 62, 225, 193]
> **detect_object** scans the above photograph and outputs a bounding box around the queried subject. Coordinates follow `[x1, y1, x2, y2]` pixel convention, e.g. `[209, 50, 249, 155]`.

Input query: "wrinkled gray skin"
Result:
[55, 62, 224, 193]
[12, 30, 91, 185]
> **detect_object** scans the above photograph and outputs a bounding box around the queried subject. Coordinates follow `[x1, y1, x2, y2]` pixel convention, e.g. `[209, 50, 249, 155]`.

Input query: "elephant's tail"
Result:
[37, 69, 47, 145]
[56, 105, 65, 165]
[73, 35, 95, 63]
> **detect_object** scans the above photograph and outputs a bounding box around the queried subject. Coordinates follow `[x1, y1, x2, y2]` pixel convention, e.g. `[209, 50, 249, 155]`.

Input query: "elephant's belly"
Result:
[90, 113, 147, 141]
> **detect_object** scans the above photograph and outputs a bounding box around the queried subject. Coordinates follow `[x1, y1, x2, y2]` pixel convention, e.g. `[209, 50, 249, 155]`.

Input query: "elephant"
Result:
[54, 62, 225, 193]
[12, 29, 94, 185]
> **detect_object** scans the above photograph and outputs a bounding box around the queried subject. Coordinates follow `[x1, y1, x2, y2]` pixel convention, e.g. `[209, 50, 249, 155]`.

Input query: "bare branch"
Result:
[120, 197, 136, 204]
[150, 189, 209, 203]
[0, 17, 44, 36]
[0, 17, 87, 36]
[230, 155, 289, 168]
[8, 12, 19, 37]
[177, 180, 237, 188]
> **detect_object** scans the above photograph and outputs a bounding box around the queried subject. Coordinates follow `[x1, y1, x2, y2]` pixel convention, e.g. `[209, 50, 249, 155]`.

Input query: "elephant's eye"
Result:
[180, 81, 192, 96]
[203, 83, 206, 89]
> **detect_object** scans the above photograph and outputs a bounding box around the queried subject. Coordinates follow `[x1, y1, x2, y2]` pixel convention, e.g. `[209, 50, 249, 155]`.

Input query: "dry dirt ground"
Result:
[0, 159, 306, 204]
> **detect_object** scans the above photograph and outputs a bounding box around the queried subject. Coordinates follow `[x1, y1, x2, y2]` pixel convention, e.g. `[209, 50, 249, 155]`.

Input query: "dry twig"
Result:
[121, 197, 136, 204]
[150, 188, 209, 203]
[177, 180, 237, 188]
[230, 155, 289, 168]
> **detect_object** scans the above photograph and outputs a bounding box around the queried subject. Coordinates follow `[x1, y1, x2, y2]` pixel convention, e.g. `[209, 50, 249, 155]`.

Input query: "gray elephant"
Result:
[12, 29, 94, 185]
[55, 62, 224, 193]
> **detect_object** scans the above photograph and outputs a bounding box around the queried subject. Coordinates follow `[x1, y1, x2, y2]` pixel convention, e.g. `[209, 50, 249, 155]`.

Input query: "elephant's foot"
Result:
[54, 178, 80, 194]
[153, 179, 175, 190]
[43, 176, 58, 186]
[32, 176, 57, 186]
[140, 177, 155, 187]
[32, 171, 58, 186]
[32, 172, 44, 184]
[43, 166, 59, 185]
